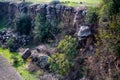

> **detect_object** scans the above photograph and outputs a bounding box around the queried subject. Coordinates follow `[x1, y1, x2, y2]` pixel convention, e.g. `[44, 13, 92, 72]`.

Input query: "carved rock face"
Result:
[0, 2, 87, 39]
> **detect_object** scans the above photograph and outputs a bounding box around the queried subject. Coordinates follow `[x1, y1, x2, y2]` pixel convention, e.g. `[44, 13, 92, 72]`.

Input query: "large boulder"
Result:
[22, 48, 31, 60]
[36, 45, 47, 53]
[77, 25, 92, 39]
[37, 55, 49, 69]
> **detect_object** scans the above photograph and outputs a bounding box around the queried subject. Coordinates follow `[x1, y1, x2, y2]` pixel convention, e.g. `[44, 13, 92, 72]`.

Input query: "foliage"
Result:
[34, 13, 45, 42]
[10, 53, 24, 67]
[86, 7, 98, 24]
[99, 4, 108, 22]
[101, 0, 120, 17]
[57, 35, 77, 59]
[48, 36, 77, 75]
[48, 53, 71, 75]
[6, 38, 14, 48]
[99, 20, 120, 56]
[34, 13, 60, 43]
[0, 48, 38, 80]
[15, 13, 31, 35]
[99, 0, 120, 56]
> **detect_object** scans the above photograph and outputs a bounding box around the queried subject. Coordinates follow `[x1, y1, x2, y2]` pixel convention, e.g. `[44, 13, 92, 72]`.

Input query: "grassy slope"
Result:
[0, 48, 38, 80]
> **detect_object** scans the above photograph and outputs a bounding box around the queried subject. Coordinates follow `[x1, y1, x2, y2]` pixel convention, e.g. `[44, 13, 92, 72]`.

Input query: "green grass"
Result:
[61, 0, 102, 7]
[0, 0, 102, 7]
[0, 48, 39, 80]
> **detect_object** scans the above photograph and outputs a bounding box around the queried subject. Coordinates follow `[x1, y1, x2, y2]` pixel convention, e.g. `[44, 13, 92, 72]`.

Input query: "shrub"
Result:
[48, 53, 71, 75]
[98, 0, 120, 57]
[86, 7, 98, 24]
[10, 54, 24, 67]
[15, 13, 31, 35]
[57, 35, 77, 60]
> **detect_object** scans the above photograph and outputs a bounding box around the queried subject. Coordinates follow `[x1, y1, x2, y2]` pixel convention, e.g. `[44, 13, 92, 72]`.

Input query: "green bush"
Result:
[86, 7, 98, 24]
[99, 0, 120, 56]
[57, 35, 77, 60]
[101, 0, 120, 18]
[10, 54, 24, 67]
[15, 13, 31, 35]
[48, 53, 71, 75]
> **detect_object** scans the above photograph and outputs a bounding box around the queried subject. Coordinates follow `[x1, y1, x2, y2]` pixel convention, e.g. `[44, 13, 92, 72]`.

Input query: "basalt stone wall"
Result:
[0, 2, 9, 20]
[0, 1, 87, 29]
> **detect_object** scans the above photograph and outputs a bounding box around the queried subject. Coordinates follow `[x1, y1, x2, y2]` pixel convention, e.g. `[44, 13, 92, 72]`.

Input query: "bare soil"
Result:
[0, 55, 22, 80]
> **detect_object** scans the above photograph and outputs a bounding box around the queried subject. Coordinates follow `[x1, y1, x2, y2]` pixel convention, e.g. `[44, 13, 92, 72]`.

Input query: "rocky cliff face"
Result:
[0, 1, 87, 29]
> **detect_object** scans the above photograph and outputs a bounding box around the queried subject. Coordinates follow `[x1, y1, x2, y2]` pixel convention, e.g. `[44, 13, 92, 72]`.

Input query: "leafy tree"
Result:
[15, 13, 31, 35]
[57, 35, 77, 60]
[48, 53, 71, 75]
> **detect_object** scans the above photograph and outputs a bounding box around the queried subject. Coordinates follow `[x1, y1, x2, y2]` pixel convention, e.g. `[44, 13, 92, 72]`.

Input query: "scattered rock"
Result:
[22, 48, 31, 60]
[37, 55, 49, 69]
[36, 45, 47, 53]
[77, 25, 92, 39]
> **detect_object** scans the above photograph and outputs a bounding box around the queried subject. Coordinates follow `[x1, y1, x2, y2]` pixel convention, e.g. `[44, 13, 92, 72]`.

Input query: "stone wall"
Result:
[0, 1, 87, 29]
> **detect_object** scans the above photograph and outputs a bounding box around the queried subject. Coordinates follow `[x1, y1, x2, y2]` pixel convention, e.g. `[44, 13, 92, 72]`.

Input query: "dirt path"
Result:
[0, 55, 22, 80]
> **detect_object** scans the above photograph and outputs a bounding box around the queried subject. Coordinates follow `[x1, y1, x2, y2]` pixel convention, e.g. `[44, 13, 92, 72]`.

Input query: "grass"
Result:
[0, 48, 39, 80]
[61, 0, 102, 7]
[0, 0, 102, 7]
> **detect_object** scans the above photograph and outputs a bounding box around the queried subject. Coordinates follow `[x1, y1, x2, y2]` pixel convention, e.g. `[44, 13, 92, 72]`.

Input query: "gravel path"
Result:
[0, 55, 22, 80]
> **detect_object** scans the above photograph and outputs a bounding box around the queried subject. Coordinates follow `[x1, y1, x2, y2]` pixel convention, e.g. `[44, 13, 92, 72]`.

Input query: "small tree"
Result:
[15, 13, 31, 35]
[48, 53, 71, 75]
[48, 36, 85, 76]
[57, 35, 77, 60]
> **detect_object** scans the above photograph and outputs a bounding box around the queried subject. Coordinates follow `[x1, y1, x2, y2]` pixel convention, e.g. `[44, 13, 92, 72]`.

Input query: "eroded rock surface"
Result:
[0, 1, 86, 28]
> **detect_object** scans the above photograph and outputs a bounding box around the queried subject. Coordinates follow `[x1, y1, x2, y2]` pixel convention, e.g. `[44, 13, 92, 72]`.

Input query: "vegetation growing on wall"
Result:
[0, 48, 38, 80]
[57, 36, 77, 60]
[99, 0, 120, 56]
[15, 13, 31, 35]
[48, 53, 71, 75]
[48, 36, 77, 75]
[34, 13, 60, 43]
